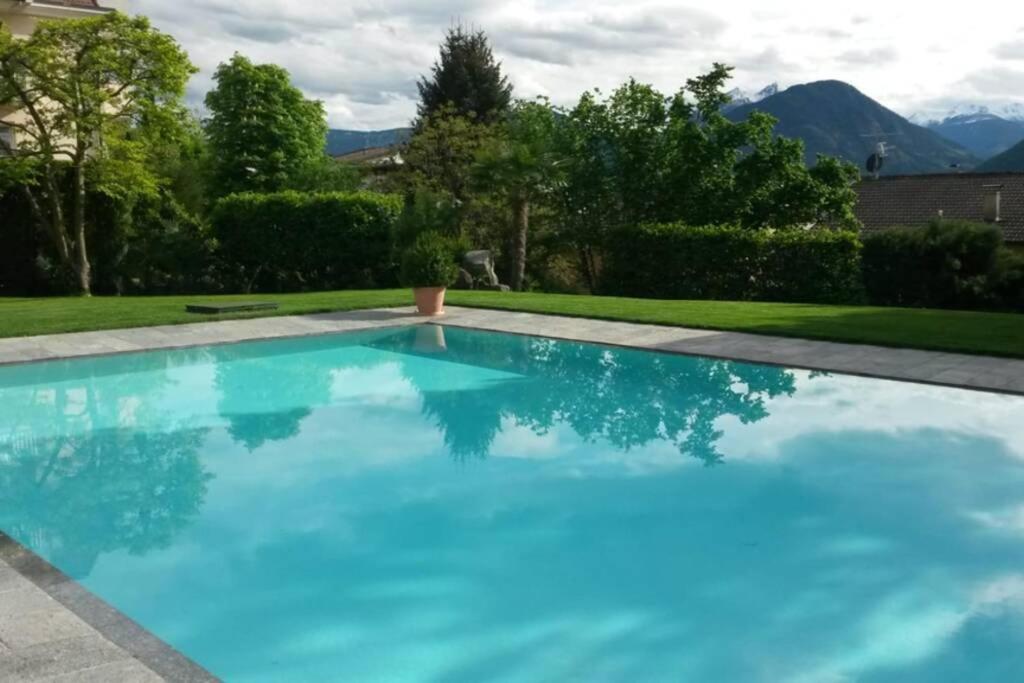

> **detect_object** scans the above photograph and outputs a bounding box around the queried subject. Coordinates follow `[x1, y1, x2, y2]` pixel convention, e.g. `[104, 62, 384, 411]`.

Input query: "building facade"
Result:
[0, 0, 124, 152]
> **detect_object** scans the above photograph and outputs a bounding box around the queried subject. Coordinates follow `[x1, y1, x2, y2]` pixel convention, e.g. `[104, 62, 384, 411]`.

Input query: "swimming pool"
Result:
[1, 324, 1023, 681]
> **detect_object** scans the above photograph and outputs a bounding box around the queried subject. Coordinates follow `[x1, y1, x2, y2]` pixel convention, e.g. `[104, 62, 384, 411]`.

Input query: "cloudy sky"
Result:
[131, 0, 1024, 130]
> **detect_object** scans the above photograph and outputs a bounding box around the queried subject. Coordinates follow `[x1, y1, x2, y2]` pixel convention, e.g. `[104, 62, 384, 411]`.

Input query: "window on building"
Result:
[0, 125, 14, 155]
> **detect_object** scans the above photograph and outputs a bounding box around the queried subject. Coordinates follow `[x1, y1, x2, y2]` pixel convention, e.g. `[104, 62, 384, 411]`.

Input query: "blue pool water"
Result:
[2, 325, 1024, 681]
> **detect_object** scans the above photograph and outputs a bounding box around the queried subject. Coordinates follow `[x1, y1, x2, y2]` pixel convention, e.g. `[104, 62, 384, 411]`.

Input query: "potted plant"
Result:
[401, 231, 459, 316]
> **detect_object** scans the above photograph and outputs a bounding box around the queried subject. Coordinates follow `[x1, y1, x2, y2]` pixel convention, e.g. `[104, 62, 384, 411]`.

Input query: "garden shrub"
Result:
[862, 220, 1005, 309]
[602, 223, 863, 304]
[992, 248, 1024, 312]
[400, 231, 459, 288]
[211, 191, 403, 292]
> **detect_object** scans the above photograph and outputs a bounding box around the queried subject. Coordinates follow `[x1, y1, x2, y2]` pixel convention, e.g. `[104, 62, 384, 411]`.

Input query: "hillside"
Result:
[726, 81, 978, 175]
[977, 138, 1024, 172]
[327, 128, 411, 157]
[927, 114, 1024, 159]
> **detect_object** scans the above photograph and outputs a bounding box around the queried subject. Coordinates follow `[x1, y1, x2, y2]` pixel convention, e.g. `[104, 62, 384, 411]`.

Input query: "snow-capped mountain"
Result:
[723, 83, 779, 112]
[909, 102, 1024, 126]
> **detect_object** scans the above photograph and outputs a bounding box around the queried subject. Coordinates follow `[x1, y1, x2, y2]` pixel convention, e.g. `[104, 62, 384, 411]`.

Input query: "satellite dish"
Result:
[866, 153, 884, 174]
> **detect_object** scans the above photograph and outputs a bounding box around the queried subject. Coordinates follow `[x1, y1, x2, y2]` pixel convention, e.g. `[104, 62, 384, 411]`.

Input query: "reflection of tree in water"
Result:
[373, 329, 797, 465]
[0, 355, 212, 579]
[214, 344, 335, 451]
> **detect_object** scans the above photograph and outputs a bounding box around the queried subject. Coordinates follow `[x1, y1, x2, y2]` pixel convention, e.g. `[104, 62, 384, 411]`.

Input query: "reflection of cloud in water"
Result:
[718, 372, 1024, 463]
[792, 574, 1024, 683]
[4, 326, 1024, 681]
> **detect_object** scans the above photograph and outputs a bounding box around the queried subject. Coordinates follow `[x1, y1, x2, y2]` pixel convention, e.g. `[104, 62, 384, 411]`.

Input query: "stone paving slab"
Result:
[0, 532, 217, 682]
[0, 303, 1022, 682]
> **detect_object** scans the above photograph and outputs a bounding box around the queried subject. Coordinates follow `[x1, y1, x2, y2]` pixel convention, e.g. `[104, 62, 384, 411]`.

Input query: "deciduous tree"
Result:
[204, 54, 328, 198]
[0, 13, 195, 295]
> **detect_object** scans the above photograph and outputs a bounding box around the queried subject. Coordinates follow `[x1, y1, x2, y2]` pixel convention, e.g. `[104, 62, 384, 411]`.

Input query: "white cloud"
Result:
[129, 0, 1024, 129]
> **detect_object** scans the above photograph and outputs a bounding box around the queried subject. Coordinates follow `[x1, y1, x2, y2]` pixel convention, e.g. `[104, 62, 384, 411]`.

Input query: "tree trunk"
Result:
[510, 196, 529, 291]
[578, 245, 596, 294]
[71, 162, 91, 296]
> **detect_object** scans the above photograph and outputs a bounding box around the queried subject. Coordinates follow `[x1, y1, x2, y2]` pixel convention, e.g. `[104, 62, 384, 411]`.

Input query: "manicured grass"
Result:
[445, 291, 1024, 359]
[0, 290, 411, 338]
[2, 289, 1022, 358]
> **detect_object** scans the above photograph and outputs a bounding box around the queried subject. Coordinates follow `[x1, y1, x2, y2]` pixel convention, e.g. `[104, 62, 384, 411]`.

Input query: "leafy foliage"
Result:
[204, 54, 329, 198]
[401, 106, 505, 249]
[604, 223, 864, 304]
[400, 231, 460, 288]
[862, 220, 1019, 310]
[0, 13, 195, 294]
[473, 100, 565, 290]
[416, 25, 512, 124]
[547, 65, 861, 288]
[211, 191, 403, 292]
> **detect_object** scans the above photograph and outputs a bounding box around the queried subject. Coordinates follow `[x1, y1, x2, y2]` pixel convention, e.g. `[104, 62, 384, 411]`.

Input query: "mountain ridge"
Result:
[924, 113, 1024, 160]
[327, 128, 411, 157]
[725, 80, 978, 175]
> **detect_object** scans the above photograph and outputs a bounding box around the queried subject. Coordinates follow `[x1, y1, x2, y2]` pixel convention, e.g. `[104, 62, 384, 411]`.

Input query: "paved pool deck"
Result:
[1, 305, 1022, 394]
[1, 305, 1022, 681]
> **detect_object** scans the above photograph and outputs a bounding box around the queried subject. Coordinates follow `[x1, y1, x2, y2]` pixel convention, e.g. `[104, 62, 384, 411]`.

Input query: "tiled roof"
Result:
[334, 145, 403, 167]
[31, 0, 110, 10]
[854, 173, 1024, 243]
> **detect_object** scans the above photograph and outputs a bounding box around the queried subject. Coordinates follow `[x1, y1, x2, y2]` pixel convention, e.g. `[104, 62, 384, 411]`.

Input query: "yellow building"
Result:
[0, 0, 125, 151]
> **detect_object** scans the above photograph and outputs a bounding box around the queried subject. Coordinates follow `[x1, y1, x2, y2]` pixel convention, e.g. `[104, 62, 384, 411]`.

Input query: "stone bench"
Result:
[185, 302, 279, 315]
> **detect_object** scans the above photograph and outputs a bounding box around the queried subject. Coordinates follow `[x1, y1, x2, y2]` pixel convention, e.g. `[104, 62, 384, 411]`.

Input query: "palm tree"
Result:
[473, 101, 564, 291]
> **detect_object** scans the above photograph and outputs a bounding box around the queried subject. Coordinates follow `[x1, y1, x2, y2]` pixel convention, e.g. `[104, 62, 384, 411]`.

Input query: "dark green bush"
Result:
[862, 220, 1006, 309]
[400, 231, 459, 288]
[211, 191, 403, 292]
[992, 248, 1024, 312]
[602, 223, 863, 304]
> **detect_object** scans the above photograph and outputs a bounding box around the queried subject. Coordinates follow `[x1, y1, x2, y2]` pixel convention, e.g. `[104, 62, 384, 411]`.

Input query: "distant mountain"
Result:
[723, 83, 779, 112]
[925, 113, 1024, 160]
[910, 103, 1024, 126]
[327, 128, 411, 157]
[977, 138, 1024, 172]
[726, 80, 978, 175]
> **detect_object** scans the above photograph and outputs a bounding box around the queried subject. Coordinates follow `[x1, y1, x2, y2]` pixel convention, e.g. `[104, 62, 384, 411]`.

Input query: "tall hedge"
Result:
[861, 220, 1008, 310]
[602, 223, 864, 304]
[211, 191, 403, 292]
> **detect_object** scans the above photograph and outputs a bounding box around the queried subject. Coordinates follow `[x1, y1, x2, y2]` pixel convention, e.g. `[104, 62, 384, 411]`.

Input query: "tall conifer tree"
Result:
[416, 25, 512, 125]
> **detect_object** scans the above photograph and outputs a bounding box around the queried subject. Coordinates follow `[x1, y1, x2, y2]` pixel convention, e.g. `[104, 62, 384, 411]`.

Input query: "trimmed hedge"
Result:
[862, 220, 1011, 310]
[211, 191, 403, 292]
[602, 223, 864, 304]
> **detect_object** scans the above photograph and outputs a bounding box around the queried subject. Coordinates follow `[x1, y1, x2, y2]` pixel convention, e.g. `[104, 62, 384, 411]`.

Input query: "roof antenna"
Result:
[861, 132, 901, 180]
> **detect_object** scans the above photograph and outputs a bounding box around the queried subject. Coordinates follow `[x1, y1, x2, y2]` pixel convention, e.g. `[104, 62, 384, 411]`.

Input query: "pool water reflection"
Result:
[1, 325, 1023, 682]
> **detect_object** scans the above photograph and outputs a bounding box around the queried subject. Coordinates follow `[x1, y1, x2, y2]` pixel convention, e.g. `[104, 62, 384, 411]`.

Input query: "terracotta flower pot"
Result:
[413, 286, 447, 316]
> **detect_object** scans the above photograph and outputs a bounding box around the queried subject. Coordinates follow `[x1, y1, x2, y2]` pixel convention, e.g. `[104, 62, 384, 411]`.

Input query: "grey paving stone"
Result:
[0, 634, 129, 681]
[37, 658, 164, 683]
[0, 608, 96, 650]
[0, 566, 28, 594]
[0, 587, 59, 617]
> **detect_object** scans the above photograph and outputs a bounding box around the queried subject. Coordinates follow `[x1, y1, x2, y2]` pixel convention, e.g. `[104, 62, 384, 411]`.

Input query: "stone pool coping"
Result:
[0, 532, 216, 682]
[1, 305, 1023, 680]
[1, 305, 1022, 395]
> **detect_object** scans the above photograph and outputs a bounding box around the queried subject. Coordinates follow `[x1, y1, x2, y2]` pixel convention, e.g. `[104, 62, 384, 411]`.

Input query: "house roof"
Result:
[1, 0, 115, 14]
[334, 145, 403, 167]
[854, 172, 1024, 243]
[31, 0, 109, 9]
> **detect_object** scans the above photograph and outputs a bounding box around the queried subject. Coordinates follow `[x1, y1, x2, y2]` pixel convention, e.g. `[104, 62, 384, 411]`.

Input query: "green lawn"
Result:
[1, 289, 1022, 358]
